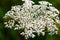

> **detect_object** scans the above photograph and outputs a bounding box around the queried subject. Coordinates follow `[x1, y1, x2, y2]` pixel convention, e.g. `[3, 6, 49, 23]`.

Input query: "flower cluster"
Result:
[4, 0, 60, 39]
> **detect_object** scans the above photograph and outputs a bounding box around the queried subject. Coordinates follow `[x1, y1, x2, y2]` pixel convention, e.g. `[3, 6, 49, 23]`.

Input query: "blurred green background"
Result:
[0, 0, 60, 40]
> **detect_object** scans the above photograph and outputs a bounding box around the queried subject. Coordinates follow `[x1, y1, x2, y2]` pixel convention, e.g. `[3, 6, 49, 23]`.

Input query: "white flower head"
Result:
[4, 0, 60, 39]
[39, 1, 52, 6]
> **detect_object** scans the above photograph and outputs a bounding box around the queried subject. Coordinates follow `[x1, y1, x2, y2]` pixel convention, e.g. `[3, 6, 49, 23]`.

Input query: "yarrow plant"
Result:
[4, 0, 60, 39]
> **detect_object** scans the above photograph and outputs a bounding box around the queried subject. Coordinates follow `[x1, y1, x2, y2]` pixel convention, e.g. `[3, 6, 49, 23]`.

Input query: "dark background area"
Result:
[0, 0, 60, 40]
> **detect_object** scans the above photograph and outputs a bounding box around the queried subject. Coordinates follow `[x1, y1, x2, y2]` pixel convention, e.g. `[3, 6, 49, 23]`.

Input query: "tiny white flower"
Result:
[31, 34, 35, 38]
[20, 32, 25, 36]
[41, 32, 45, 36]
